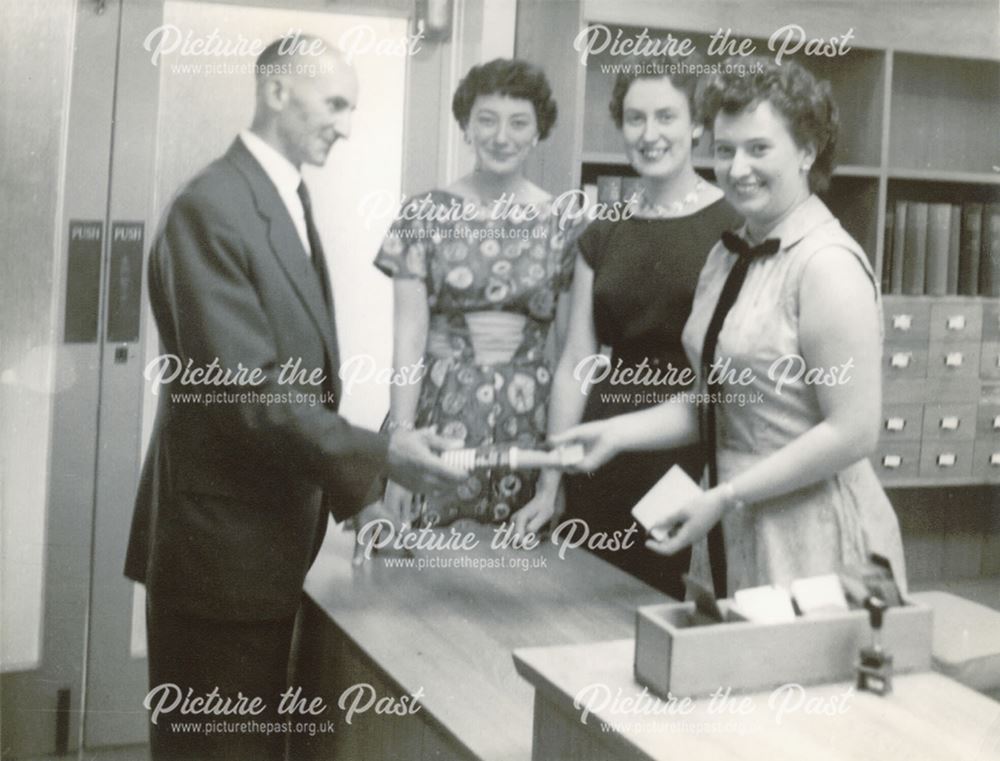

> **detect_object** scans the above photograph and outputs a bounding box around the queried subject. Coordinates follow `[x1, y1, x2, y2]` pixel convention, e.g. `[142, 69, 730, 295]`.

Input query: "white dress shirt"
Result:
[239, 130, 311, 256]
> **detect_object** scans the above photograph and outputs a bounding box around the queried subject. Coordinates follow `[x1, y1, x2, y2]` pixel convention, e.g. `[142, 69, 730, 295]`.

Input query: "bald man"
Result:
[125, 36, 463, 760]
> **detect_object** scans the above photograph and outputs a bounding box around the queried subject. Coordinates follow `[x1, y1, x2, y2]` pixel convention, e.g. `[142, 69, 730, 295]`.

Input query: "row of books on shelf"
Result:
[883, 201, 1000, 297]
[591, 175, 642, 206]
[590, 174, 1000, 299]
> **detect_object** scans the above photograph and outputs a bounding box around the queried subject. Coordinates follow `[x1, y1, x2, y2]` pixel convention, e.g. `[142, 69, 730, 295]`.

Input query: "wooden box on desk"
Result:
[634, 600, 932, 698]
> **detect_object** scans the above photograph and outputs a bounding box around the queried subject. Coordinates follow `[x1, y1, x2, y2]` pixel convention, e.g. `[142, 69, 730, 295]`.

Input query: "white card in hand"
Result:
[630, 464, 703, 538]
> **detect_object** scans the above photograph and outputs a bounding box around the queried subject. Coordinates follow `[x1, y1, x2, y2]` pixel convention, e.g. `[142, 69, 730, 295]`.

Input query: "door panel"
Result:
[83, 0, 164, 746]
[1, 1, 116, 757]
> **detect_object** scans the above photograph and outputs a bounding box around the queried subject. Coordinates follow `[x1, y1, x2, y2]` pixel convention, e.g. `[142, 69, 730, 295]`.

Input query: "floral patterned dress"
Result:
[375, 191, 581, 526]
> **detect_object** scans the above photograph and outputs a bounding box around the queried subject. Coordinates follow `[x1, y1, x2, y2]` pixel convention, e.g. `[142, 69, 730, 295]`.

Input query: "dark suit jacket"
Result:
[125, 138, 387, 621]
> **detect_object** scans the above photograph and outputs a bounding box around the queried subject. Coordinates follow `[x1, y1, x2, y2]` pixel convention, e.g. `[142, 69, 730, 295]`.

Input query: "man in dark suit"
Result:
[125, 36, 463, 760]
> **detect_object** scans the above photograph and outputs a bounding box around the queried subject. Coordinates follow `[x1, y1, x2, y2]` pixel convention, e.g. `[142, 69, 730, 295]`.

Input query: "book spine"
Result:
[958, 203, 983, 296]
[620, 177, 643, 213]
[902, 201, 928, 295]
[882, 203, 894, 294]
[981, 203, 1000, 297]
[596, 175, 622, 205]
[890, 200, 907, 295]
[924, 203, 951, 296]
[946, 204, 961, 295]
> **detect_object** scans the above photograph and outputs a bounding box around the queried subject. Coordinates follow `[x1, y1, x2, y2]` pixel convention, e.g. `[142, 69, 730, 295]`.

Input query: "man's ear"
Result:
[260, 76, 289, 111]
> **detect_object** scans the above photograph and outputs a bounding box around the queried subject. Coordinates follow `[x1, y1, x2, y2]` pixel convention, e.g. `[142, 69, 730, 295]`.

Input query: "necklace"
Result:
[634, 178, 708, 218]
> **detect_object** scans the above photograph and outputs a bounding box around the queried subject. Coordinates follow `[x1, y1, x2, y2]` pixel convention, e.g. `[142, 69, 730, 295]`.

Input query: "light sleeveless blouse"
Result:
[681, 195, 907, 595]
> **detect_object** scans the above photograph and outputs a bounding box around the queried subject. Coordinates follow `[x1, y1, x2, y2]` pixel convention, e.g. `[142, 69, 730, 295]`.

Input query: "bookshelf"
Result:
[516, 1, 1000, 492]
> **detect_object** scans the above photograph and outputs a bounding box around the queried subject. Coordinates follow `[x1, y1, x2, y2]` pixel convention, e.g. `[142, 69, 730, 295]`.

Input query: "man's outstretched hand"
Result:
[385, 427, 467, 497]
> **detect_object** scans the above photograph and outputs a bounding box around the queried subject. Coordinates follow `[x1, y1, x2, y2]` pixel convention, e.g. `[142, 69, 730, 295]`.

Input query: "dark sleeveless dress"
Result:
[564, 198, 741, 599]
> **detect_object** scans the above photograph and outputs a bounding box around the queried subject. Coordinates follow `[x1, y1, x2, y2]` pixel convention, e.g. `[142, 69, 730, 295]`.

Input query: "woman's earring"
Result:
[692, 125, 704, 141]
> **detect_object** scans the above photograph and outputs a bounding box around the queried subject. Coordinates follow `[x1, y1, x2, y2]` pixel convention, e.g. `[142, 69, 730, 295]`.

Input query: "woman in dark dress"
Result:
[512, 56, 740, 600]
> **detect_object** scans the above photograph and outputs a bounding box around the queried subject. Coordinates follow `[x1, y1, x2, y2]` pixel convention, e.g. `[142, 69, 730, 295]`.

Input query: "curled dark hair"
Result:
[608, 54, 703, 129]
[697, 57, 839, 194]
[451, 58, 558, 140]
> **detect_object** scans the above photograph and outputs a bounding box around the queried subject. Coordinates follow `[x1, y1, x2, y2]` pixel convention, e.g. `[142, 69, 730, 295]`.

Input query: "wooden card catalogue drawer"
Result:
[981, 301, 1000, 341]
[881, 404, 923, 441]
[921, 403, 977, 441]
[977, 401, 1000, 439]
[884, 344, 927, 380]
[919, 440, 974, 478]
[972, 440, 1000, 482]
[929, 301, 982, 344]
[926, 342, 980, 379]
[873, 442, 921, 482]
[883, 298, 931, 341]
[980, 342, 1000, 381]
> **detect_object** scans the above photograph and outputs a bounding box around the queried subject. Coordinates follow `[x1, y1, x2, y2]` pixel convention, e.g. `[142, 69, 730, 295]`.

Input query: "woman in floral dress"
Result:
[375, 59, 583, 527]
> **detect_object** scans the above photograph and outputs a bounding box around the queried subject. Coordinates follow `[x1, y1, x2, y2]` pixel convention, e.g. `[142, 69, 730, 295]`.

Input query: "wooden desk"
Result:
[513, 639, 1000, 761]
[292, 522, 666, 760]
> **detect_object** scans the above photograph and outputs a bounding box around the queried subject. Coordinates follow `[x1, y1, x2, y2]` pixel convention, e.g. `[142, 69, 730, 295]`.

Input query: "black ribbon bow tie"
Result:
[721, 230, 781, 258]
[698, 227, 780, 599]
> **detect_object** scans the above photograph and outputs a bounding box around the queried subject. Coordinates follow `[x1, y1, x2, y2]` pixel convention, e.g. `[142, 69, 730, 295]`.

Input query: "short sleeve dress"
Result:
[564, 197, 741, 599]
[681, 195, 908, 594]
[375, 191, 582, 526]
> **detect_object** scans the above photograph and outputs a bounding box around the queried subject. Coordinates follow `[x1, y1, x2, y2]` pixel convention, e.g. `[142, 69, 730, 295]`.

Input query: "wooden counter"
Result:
[513, 639, 1000, 761]
[294, 521, 1000, 760]
[292, 521, 667, 760]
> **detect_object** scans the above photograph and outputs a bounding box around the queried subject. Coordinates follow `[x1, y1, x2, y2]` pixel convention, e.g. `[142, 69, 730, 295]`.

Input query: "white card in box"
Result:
[634, 598, 932, 698]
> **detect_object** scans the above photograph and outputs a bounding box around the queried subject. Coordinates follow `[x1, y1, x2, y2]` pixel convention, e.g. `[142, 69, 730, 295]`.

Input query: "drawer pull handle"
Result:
[892, 314, 913, 331]
[994, 415, 1000, 430]
[946, 315, 966, 330]
[882, 454, 902, 469]
[939, 416, 960, 431]
[936, 453, 957, 467]
[890, 353, 912, 368]
[944, 352, 964, 367]
[991, 453, 1000, 467]
[885, 417, 906, 432]
[996, 355, 1000, 368]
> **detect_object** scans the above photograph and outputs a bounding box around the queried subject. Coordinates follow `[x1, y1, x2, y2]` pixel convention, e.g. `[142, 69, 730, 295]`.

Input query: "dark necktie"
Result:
[297, 180, 332, 311]
[296, 180, 341, 406]
[700, 230, 781, 597]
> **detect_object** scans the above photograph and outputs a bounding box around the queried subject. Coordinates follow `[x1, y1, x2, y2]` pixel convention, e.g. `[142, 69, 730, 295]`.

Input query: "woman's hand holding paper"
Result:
[645, 487, 728, 556]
